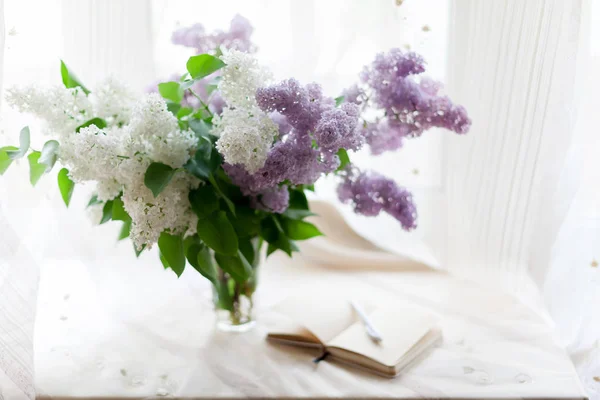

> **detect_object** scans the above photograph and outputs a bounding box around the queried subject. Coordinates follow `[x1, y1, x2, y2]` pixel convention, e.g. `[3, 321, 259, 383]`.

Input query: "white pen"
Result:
[350, 300, 383, 344]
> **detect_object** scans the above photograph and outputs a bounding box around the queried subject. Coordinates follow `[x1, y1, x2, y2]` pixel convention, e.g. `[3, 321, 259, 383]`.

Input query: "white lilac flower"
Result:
[215, 106, 278, 173]
[7, 81, 201, 249]
[5, 85, 92, 136]
[96, 178, 123, 202]
[91, 77, 137, 127]
[219, 49, 271, 108]
[128, 93, 197, 168]
[122, 173, 200, 249]
[215, 51, 275, 172]
[58, 125, 125, 184]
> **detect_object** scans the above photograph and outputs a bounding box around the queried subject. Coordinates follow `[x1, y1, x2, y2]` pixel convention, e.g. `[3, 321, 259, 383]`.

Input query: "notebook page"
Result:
[273, 294, 363, 343]
[327, 306, 438, 367]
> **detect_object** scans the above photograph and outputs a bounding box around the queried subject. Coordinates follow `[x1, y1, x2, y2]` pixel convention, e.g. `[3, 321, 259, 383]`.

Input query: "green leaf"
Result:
[144, 162, 177, 197]
[118, 220, 131, 240]
[158, 232, 186, 277]
[0, 146, 18, 175]
[167, 102, 181, 116]
[27, 151, 46, 186]
[188, 185, 219, 218]
[207, 173, 235, 215]
[39, 140, 59, 171]
[288, 189, 309, 210]
[196, 211, 238, 256]
[260, 216, 298, 257]
[183, 137, 221, 180]
[159, 252, 170, 269]
[229, 206, 260, 238]
[185, 243, 201, 268]
[282, 218, 323, 241]
[186, 54, 226, 80]
[282, 208, 316, 220]
[87, 194, 102, 208]
[111, 197, 130, 221]
[158, 81, 184, 103]
[7, 127, 30, 160]
[187, 243, 218, 285]
[188, 119, 212, 139]
[60, 60, 90, 95]
[57, 168, 75, 206]
[214, 251, 252, 284]
[100, 200, 113, 224]
[335, 96, 345, 106]
[336, 148, 350, 171]
[75, 118, 107, 133]
[266, 243, 278, 257]
[179, 79, 197, 91]
[135, 243, 146, 258]
[238, 237, 255, 267]
[283, 188, 315, 220]
[176, 107, 194, 119]
[183, 234, 201, 254]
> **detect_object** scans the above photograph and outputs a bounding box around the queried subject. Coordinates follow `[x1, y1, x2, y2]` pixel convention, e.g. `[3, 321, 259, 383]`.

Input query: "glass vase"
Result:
[211, 238, 263, 332]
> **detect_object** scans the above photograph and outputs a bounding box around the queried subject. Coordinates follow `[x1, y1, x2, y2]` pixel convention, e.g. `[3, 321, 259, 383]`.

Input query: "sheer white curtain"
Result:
[0, 1, 38, 399]
[446, 0, 599, 396]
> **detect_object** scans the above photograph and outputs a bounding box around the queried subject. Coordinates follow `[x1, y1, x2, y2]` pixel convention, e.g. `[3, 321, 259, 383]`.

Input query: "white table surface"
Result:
[34, 250, 586, 399]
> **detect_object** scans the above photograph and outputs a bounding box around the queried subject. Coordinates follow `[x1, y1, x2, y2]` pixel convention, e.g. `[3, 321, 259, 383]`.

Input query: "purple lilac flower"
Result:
[171, 23, 206, 51]
[358, 48, 470, 153]
[172, 14, 255, 54]
[341, 84, 366, 105]
[363, 119, 410, 155]
[269, 112, 293, 136]
[337, 168, 417, 230]
[251, 185, 290, 214]
[256, 79, 332, 136]
[224, 137, 333, 196]
[314, 103, 362, 153]
[224, 78, 350, 209]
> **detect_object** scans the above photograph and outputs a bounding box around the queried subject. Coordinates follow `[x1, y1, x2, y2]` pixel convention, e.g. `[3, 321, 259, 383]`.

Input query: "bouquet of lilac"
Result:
[1, 16, 470, 330]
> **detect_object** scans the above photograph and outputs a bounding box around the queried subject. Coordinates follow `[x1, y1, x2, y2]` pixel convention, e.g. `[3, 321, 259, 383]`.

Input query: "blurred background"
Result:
[0, 0, 599, 397]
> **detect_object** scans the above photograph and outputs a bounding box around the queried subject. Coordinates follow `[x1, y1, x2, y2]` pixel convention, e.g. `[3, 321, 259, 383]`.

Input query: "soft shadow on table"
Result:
[300, 200, 441, 273]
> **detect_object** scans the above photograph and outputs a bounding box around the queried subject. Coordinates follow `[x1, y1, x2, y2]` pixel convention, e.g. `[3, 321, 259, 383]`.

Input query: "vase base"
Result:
[216, 319, 256, 333]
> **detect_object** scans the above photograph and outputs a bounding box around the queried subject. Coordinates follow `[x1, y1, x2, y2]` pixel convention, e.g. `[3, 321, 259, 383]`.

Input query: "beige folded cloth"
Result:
[298, 200, 438, 271]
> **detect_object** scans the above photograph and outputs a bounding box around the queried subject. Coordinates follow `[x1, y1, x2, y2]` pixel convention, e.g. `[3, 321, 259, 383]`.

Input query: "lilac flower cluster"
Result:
[341, 84, 366, 106]
[251, 185, 290, 214]
[172, 14, 256, 54]
[337, 169, 417, 230]
[314, 103, 362, 152]
[362, 119, 410, 155]
[219, 49, 469, 229]
[349, 48, 470, 155]
[223, 79, 361, 213]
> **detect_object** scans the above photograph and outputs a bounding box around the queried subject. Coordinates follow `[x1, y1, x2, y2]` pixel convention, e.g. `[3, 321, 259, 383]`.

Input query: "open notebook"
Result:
[267, 294, 441, 378]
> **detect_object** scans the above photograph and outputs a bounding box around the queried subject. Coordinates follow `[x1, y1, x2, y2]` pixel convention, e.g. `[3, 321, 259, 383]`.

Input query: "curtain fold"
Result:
[0, 2, 39, 399]
[445, 0, 588, 290]
[446, 0, 598, 396]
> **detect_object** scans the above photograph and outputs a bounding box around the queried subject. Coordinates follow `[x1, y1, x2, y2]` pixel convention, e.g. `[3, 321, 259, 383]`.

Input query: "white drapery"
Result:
[0, 0, 598, 398]
[0, 1, 38, 399]
[446, 0, 599, 394]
